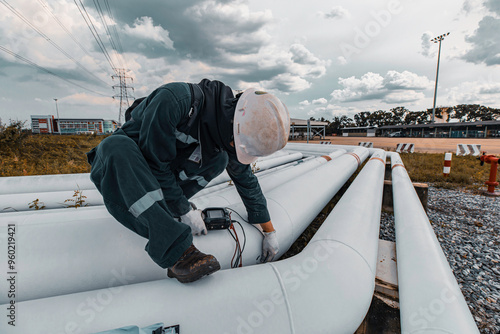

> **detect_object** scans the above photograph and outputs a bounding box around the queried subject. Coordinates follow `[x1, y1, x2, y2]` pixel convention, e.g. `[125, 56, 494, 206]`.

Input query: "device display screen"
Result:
[207, 209, 225, 218]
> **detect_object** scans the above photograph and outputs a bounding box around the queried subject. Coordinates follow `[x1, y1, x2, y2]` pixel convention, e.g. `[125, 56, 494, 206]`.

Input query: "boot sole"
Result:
[167, 261, 221, 283]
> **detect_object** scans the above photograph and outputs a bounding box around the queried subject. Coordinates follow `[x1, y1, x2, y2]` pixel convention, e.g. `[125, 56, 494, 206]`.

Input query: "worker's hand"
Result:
[180, 209, 207, 236]
[260, 231, 279, 263]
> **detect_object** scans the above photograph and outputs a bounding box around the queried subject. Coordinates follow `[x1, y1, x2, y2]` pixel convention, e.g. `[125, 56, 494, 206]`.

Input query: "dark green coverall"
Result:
[87, 80, 270, 268]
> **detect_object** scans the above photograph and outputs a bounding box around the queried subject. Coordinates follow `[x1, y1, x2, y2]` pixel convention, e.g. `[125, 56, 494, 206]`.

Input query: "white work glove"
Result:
[180, 209, 207, 236]
[260, 231, 279, 263]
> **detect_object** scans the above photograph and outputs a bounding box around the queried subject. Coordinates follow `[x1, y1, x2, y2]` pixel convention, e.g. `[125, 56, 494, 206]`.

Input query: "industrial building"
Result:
[31, 115, 118, 135]
[378, 120, 500, 138]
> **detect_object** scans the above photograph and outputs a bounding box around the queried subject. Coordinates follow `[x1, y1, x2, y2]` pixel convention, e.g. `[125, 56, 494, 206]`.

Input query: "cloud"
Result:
[299, 100, 310, 106]
[123, 16, 174, 49]
[331, 70, 432, 103]
[383, 70, 433, 90]
[461, 0, 485, 14]
[261, 73, 311, 92]
[337, 56, 348, 65]
[382, 91, 425, 103]
[463, 16, 500, 66]
[420, 31, 435, 58]
[484, 0, 500, 15]
[312, 98, 327, 105]
[446, 80, 500, 107]
[319, 6, 351, 20]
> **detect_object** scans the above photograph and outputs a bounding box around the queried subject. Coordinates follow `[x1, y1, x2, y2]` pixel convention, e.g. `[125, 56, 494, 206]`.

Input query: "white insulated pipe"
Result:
[0, 150, 295, 196]
[285, 142, 379, 155]
[0, 148, 366, 303]
[0, 148, 379, 334]
[0, 172, 95, 195]
[192, 150, 346, 207]
[391, 153, 479, 334]
[0, 153, 325, 213]
[205, 152, 303, 187]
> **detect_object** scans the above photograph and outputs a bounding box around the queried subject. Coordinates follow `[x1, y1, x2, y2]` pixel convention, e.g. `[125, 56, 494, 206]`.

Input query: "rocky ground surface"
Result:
[380, 187, 500, 334]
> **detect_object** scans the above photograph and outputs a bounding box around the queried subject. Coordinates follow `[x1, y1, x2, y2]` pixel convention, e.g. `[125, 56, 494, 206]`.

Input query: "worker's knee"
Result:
[98, 135, 138, 163]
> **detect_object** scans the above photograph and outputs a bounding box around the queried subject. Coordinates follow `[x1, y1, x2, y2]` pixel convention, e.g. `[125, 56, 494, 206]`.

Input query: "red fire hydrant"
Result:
[479, 152, 500, 196]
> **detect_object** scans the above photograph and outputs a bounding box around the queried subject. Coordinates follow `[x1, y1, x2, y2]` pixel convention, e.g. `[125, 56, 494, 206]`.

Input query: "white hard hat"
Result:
[233, 89, 290, 165]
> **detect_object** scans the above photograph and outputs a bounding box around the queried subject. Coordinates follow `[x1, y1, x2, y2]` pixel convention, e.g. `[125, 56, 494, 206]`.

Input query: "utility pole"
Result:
[54, 98, 61, 135]
[430, 32, 450, 124]
[112, 69, 134, 125]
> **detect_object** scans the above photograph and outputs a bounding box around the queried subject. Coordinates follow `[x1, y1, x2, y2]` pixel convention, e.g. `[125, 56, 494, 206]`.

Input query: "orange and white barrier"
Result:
[443, 153, 452, 177]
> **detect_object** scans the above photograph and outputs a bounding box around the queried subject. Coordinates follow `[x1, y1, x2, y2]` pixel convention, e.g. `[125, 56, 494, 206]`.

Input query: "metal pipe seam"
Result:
[0, 149, 361, 303]
[391, 153, 479, 334]
[0, 147, 380, 334]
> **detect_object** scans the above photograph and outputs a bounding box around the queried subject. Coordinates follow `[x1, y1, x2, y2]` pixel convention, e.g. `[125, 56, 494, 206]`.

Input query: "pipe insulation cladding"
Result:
[0, 149, 296, 196]
[0, 149, 363, 304]
[0, 149, 382, 334]
[0, 151, 315, 213]
[390, 152, 479, 334]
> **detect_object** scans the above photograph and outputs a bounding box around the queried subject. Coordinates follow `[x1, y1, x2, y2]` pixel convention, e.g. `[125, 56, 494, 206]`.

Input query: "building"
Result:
[379, 120, 500, 138]
[341, 126, 377, 137]
[31, 115, 57, 134]
[289, 118, 328, 140]
[31, 115, 118, 135]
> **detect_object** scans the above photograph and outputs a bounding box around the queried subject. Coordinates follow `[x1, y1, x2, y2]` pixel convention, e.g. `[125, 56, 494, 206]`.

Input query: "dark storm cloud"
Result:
[105, 0, 271, 62]
[463, 16, 500, 66]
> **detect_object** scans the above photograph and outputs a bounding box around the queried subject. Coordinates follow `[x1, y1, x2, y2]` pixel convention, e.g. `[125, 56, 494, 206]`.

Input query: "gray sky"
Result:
[1, 0, 499, 127]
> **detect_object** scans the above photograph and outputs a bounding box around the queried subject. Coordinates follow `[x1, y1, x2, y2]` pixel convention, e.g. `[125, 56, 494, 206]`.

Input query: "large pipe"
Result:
[0, 153, 312, 213]
[1, 149, 381, 334]
[390, 152, 479, 333]
[0, 150, 295, 196]
[285, 142, 379, 155]
[191, 150, 346, 208]
[0, 148, 367, 303]
[205, 152, 303, 187]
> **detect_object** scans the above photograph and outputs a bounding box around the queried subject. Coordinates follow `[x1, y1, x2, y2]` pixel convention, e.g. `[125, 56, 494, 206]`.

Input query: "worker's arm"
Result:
[225, 157, 271, 224]
[260, 220, 275, 232]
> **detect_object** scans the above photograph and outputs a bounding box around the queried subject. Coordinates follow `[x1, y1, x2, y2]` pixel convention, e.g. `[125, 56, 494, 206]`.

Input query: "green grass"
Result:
[400, 152, 490, 192]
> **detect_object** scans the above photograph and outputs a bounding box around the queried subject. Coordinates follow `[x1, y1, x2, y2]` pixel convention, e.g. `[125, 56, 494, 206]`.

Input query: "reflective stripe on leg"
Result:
[128, 189, 164, 218]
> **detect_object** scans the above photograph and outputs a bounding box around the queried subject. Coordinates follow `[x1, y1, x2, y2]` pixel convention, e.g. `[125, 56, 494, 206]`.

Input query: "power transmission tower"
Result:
[112, 69, 134, 125]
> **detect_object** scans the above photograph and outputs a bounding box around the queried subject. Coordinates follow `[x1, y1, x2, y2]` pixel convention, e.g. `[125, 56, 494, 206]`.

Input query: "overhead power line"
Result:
[73, 0, 117, 74]
[0, 45, 110, 97]
[93, 0, 124, 70]
[0, 0, 111, 88]
[36, 0, 110, 75]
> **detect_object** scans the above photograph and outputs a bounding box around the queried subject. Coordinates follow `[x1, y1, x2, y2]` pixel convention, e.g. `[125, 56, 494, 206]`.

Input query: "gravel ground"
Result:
[380, 186, 500, 334]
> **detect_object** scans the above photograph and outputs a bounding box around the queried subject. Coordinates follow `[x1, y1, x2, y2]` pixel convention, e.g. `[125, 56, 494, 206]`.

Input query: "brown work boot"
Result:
[167, 244, 221, 283]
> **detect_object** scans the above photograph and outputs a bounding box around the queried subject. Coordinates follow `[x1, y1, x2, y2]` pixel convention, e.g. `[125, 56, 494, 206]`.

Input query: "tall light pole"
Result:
[430, 32, 450, 124]
[54, 98, 61, 135]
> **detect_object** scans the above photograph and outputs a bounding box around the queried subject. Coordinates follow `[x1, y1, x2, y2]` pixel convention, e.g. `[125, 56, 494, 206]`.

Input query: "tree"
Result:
[354, 111, 371, 127]
[390, 106, 409, 125]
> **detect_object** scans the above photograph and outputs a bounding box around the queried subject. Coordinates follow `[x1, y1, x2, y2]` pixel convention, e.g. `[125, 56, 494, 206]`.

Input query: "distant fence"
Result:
[396, 143, 415, 153]
[358, 142, 373, 148]
[456, 144, 481, 156]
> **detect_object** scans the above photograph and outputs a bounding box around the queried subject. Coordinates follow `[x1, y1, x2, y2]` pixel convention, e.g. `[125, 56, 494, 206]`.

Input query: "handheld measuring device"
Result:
[202, 207, 231, 230]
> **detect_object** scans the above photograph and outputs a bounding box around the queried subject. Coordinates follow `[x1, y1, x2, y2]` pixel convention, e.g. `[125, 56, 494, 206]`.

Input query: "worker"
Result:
[86, 79, 290, 283]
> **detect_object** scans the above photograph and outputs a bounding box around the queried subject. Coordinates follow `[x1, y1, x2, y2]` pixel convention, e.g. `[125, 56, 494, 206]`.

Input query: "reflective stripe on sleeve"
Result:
[174, 130, 198, 144]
